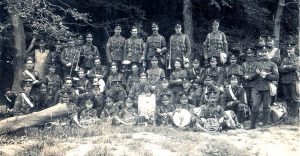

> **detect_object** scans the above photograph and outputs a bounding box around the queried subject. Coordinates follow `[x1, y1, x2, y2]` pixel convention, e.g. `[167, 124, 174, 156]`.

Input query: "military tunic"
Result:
[124, 36, 145, 63]
[145, 34, 167, 60]
[204, 31, 228, 59]
[81, 44, 100, 69]
[147, 67, 165, 85]
[241, 57, 256, 106]
[87, 65, 109, 81]
[13, 92, 37, 115]
[169, 33, 191, 60]
[204, 67, 224, 86]
[106, 35, 126, 62]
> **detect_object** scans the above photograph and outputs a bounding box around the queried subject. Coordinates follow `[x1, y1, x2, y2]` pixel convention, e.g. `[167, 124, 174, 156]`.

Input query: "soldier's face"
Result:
[208, 94, 218, 103]
[86, 37, 93, 43]
[212, 24, 219, 31]
[39, 43, 45, 49]
[61, 97, 70, 103]
[65, 80, 73, 89]
[26, 61, 34, 69]
[258, 39, 266, 46]
[111, 66, 118, 73]
[287, 48, 295, 56]
[78, 39, 84, 45]
[246, 52, 254, 58]
[151, 60, 158, 67]
[115, 29, 121, 35]
[125, 101, 133, 108]
[24, 85, 32, 94]
[174, 61, 181, 69]
[40, 85, 47, 94]
[175, 27, 182, 34]
[78, 71, 85, 78]
[229, 58, 237, 64]
[267, 39, 274, 47]
[162, 81, 169, 88]
[131, 65, 138, 74]
[140, 76, 147, 83]
[49, 67, 56, 74]
[55, 44, 62, 51]
[230, 79, 238, 86]
[162, 99, 170, 105]
[94, 59, 101, 67]
[180, 98, 188, 104]
[152, 27, 158, 33]
[209, 61, 217, 67]
[68, 41, 75, 47]
[193, 62, 199, 68]
[131, 28, 138, 37]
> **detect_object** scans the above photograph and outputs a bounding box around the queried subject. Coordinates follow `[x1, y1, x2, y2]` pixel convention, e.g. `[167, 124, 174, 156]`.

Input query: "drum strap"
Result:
[24, 70, 37, 81]
[21, 93, 34, 108]
[268, 48, 278, 59]
[228, 85, 237, 101]
[5, 95, 12, 102]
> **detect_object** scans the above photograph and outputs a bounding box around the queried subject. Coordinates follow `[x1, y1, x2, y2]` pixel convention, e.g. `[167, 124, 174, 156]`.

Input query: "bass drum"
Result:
[172, 109, 191, 127]
[270, 103, 287, 124]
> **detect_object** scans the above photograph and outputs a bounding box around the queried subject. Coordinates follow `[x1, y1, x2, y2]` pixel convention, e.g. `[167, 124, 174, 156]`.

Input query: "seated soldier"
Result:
[13, 79, 38, 116]
[114, 97, 138, 125]
[204, 57, 224, 91]
[87, 56, 108, 81]
[169, 57, 187, 103]
[106, 80, 127, 103]
[197, 88, 229, 130]
[4, 88, 17, 116]
[187, 59, 205, 86]
[101, 96, 121, 120]
[53, 76, 78, 105]
[128, 72, 152, 106]
[36, 82, 53, 110]
[177, 77, 197, 105]
[221, 75, 248, 124]
[156, 94, 175, 126]
[198, 75, 220, 106]
[147, 56, 165, 89]
[74, 68, 92, 94]
[126, 63, 140, 92]
[21, 57, 40, 95]
[155, 77, 173, 104]
[106, 62, 126, 89]
[90, 78, 105, 117]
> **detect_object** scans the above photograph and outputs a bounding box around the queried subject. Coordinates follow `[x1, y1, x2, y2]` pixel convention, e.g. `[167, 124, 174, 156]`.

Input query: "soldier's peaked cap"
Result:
[211, 19, 220, 25]
[161, 94, 171, 100]
[64, 76, 73, 81]
[125, 97, 133, 102]
[25, 56, 34, 62]
[287, 43, 295, 49]
[151, 56, 159, 61]
[267, 35, 275, 41]
[140, 72, 147, 77]
[180, 93, 188, 100]
[86, 33, 93, 38]
[193, 59, 200, 64]
[205, 87, 218, 95]
[111, 61, 118, 67]
[78, 35, 84, 40]
[175, 23, 182, 28]
[62, 92, 70, 98]
[115, 25, 122, 30]
[161, 77, 169, 82]
[246, 48, 255, 53]
[175, 57, 183, 64]
[152, 23, 158, 28]
[229, 74, 239, 80]
[39, 39, 46, 44]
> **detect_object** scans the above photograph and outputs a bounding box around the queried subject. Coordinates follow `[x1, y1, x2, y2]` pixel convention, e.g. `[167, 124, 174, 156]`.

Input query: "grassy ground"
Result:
[0, 118, 299, 156]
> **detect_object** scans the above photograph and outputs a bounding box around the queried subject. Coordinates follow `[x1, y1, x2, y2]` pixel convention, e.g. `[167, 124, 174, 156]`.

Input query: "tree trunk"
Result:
[273, 0, 285, 47]
[0, 103, 69, 135]
[10, 13, 26, 92]
[183, 0, 194, 55]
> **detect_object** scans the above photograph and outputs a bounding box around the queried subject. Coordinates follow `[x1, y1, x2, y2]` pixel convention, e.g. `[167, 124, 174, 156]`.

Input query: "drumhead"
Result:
[173, 109, 191, 127]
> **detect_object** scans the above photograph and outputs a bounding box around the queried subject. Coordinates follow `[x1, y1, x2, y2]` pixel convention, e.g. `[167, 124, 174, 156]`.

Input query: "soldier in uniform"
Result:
[101, 96, 121, 119]
[156, 94, 175, 126]
[126, 63, 140, 92]
[75, 68, 92, 94]
[44, 65, 62, 102]
[48, 40, 63, 77]
[224, 54, 243, 84]
[169, 58, 187, 103]
[221, 75, 248, 124]
[203, 19, 228, 65]
[155, 77, 174, 104]
[36, 82, 52, 110]
[177, 77, 197, 106]
[81, 33, 100, 70]
[33, 39, 50, 79]
[187, 59, 205, 86]
[60, 38, 81, 79]
[279, 44, 300, 117]
[53, 76, 78, 105]
[4, 88, 17, 116]
[87, 56, 108, 81]
[13, 79, 38, 115]
[256, 36, 267, 55]
[198, 88, 229, 129]
[128, 72, 152, 105]
[241, 48, 256, 109]
[204, 57, 225, 90]
[106, 80, 127, 103]
[146, 56, 165, 88]
[106, 62, 126, 89]
[124, 26, 145, 69]
[21, 57, 40, 86]
[245, 46, 279, 129]
[106, 25, 125, 66]
[144, 23, 167, 69]
[169, 23, 191, 65]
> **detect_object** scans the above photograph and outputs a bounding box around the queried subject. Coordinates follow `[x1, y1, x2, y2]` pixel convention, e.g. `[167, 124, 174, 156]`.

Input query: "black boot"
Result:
[262, 109, 271, 126]
[247, 111, 258, 130]
[237, 111, 244, 124]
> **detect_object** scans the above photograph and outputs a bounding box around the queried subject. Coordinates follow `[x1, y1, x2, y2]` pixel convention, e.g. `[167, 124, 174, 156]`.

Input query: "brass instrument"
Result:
[167, 39, 172, 70]
[69, 48, 80, 76]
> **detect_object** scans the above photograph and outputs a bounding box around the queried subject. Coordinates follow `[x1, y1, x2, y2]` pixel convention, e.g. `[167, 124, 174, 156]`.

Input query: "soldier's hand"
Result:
[243, 75, 249, 79]
[256, 69, 261, 74]
[66, 63, 72, 67]
[156, 48, 162, 53]
[260, 71, 268, 78]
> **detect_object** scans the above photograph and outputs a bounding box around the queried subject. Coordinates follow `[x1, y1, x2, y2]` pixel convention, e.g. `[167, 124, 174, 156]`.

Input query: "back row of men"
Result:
[4, 20, 299, 130]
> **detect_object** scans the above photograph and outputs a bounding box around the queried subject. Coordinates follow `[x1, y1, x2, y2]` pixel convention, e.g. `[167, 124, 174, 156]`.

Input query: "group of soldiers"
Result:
[3, 19, 300, 130]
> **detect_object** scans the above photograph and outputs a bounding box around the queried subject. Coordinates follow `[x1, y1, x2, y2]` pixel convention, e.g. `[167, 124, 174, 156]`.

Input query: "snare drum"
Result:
[270, 103, 287, 123]
[172, 109, 191, 127]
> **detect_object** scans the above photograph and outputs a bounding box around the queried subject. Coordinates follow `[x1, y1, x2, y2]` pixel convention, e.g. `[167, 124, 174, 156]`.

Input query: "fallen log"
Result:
[0, 103, 69, 135]
[0, 105, 6, 115]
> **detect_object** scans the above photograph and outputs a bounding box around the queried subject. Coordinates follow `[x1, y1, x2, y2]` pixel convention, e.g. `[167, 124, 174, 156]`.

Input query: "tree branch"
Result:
[0, 23, 11, 33]
[26, 36, 37, 54]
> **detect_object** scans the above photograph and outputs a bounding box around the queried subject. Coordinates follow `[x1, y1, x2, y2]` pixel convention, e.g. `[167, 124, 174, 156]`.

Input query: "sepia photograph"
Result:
[0, 0, 299, 155]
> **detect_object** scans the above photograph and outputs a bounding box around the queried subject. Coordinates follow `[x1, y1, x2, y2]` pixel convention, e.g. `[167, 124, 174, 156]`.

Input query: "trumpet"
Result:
[167, 40, 172, 70]
[70, 48, 80, 75]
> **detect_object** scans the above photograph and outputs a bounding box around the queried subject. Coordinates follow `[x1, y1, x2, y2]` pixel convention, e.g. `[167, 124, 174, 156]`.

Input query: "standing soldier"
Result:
[144, 23, 167, 69]
[60, 37, 81, 79]
[48, 40, 63, 78]
[44, 65, 62, 103]
[106, 25, 125, 66]
[81, 33, 100, 71]
[241, 48, 256, 109]
[279, 44, 300, 118]
[169, 23, 191, 66]
[33, 39, 49, 79]
[256, 36, 267, 55]
[203, 19, 228, 65]
[124, 26, 145, 69]
[245, 46, 279, 129]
